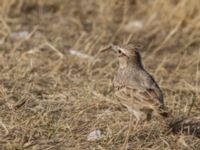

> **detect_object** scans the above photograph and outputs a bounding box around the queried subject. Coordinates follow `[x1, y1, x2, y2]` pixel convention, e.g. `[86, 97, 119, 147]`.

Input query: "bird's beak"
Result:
[100, 44, 112, 53]
[100, 44, 124, 54]
[111, 44, 118, 53]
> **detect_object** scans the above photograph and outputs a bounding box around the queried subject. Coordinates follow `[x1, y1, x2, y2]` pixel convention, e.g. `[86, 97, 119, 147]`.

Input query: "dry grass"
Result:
[0, 0, 200, 149]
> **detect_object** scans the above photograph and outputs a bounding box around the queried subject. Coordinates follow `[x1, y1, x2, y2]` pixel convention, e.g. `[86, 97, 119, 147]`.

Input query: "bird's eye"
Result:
[118, 50, 122, 54]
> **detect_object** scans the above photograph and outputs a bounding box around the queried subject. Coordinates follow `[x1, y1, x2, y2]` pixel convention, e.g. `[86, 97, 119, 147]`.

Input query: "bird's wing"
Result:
[144, 75, 164, 105]
[144, 76, 163, 103]
[126, 71, 164, 106]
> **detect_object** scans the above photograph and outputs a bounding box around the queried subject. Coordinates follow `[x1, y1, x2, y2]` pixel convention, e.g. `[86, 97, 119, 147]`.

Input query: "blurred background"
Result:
[0, 0, 200, 149]
[1, 0, 200, 51]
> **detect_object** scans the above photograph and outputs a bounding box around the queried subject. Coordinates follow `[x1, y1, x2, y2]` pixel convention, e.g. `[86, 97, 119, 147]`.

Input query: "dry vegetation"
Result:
[0, 0, 200, 149]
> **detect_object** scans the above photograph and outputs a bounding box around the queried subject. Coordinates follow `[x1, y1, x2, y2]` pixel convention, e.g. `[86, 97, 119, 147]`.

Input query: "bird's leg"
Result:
[140, 107, 153, 121]
[146, 112, 152, 121]
[132, 113, 147, 130]
[132, 110, 147, 130]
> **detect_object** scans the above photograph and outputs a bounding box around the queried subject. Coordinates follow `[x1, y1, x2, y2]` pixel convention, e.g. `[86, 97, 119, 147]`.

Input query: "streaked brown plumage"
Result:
[112, 43, 164, 121]
[101, 43, 200, 137]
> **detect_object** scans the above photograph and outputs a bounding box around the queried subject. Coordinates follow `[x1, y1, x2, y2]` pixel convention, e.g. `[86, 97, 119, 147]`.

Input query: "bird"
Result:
[111, 43, 166, 122]
[101, 43, 200, 137]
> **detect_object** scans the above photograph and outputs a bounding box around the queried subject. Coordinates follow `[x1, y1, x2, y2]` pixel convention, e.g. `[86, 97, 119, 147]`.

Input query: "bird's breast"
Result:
[114, 68, 136, 87]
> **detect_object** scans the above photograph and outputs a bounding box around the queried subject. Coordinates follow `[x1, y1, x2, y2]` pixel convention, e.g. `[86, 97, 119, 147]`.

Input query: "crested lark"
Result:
[101, 43, 200, 137]
[111, 43, 165, 122]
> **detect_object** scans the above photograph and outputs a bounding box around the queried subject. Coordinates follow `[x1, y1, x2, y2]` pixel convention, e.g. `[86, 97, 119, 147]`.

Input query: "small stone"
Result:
[87, 130, 103, 141]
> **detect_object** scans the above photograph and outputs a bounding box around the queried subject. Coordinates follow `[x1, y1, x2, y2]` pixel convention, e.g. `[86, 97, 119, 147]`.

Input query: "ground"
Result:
[0, 0, 200, 149]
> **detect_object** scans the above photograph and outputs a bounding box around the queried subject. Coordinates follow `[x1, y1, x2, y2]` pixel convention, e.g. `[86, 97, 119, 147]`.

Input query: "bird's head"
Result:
[111, 43, 143, 68]
[111, 44, 141, 58]
[100, 43, 143, 69]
